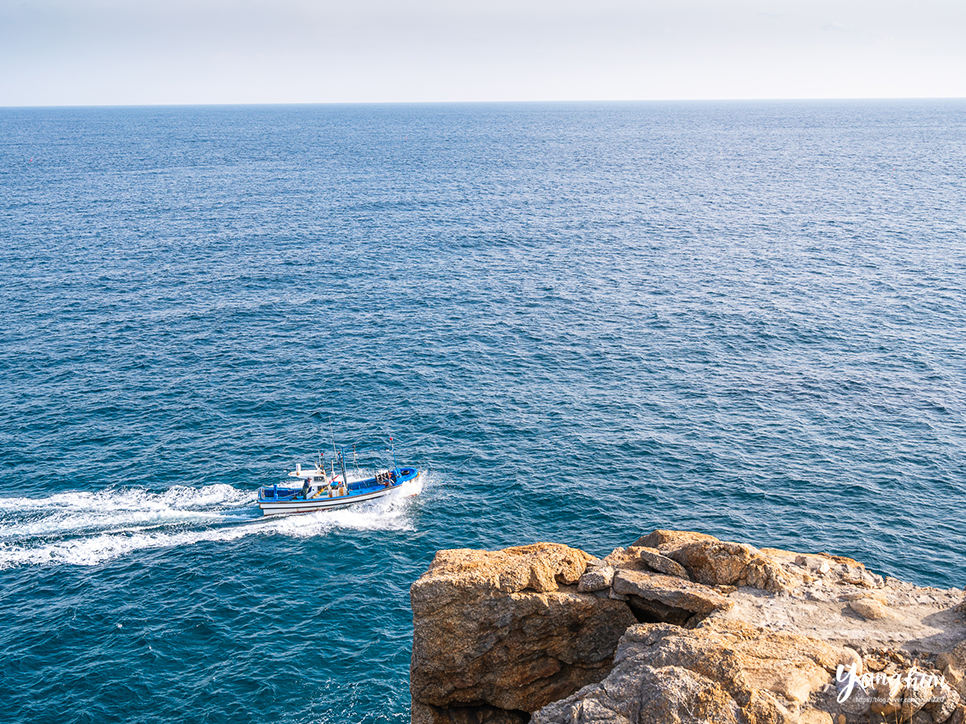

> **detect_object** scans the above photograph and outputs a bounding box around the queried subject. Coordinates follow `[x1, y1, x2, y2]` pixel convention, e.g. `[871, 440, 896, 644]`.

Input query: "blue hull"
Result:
[257, 466, 420, 516]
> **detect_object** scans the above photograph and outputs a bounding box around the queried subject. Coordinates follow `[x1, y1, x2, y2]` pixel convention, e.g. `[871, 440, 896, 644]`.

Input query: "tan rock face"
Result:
[634, 531, 802, 594]
[849, 598, 893, 621]
[410, 543, 637, 718]
[576, 565, 614, 593]
[414, 543, 595, 597]
[636, 547, 690, 579]
[601, 545, 690, 580]
[633, 530, 719, 549]
[410, 531, 966, 723]
[611, 569, 734, 618]
[532, 619, 857, 723]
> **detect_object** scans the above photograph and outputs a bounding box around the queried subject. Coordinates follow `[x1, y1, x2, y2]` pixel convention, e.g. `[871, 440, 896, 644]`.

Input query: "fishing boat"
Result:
[257, 438, 421, 516]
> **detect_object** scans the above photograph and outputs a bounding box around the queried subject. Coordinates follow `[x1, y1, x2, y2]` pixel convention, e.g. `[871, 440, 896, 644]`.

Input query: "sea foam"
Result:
[0, 475, 426, 569]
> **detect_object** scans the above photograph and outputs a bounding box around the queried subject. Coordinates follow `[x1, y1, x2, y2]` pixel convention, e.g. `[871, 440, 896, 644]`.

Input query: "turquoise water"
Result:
[1, 101, 964, 722]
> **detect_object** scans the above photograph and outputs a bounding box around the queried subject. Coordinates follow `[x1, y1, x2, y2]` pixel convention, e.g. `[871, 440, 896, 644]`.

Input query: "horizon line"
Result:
[2, 95, 965, 111]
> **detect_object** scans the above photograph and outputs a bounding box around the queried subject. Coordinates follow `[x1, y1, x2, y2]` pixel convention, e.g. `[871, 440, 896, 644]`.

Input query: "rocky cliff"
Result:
[410, 531, 966, 724]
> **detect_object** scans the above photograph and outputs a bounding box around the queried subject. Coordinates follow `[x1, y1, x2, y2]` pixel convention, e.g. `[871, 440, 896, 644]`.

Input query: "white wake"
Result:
[0, 475, 426, 569]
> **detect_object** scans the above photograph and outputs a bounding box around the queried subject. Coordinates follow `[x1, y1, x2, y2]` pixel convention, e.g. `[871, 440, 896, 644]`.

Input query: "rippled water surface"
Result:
[1, 101, 965, 723]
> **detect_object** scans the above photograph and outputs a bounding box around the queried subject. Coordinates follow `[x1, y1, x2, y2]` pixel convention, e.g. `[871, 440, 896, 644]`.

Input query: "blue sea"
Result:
[1, 100, 964, 723]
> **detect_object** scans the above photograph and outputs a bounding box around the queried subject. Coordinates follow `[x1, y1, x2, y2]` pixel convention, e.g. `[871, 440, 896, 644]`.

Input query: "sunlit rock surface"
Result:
[411, 532, 966, 724]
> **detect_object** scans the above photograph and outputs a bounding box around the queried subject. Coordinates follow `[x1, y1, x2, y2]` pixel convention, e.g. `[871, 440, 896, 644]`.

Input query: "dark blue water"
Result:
[1, 101, 965, 723]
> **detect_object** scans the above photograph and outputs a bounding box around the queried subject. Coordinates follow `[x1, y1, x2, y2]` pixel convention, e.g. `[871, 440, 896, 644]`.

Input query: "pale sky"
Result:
[1, 0, 964, 106]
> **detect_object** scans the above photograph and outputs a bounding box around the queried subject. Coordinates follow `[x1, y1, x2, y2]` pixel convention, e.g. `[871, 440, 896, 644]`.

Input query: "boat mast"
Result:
[328, 417, 341, 483]
[338, 447, 349, 487]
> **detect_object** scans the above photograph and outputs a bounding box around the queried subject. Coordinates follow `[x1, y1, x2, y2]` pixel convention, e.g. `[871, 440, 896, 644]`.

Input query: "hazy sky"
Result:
[1, 0, 964, 106]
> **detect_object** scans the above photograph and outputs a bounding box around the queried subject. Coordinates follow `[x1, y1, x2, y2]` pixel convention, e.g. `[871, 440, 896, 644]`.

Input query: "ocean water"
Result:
[1, 100, 964, 723]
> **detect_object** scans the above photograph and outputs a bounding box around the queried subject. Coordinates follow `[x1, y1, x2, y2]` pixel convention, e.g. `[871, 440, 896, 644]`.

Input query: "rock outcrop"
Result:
[410, 532, 966, 724]
[410, 543, 638, 724]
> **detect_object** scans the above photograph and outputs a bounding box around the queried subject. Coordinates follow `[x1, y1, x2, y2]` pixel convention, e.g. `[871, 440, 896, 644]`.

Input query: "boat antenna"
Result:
[329, 417, 337, 459]
[390, 436, 398, 474]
